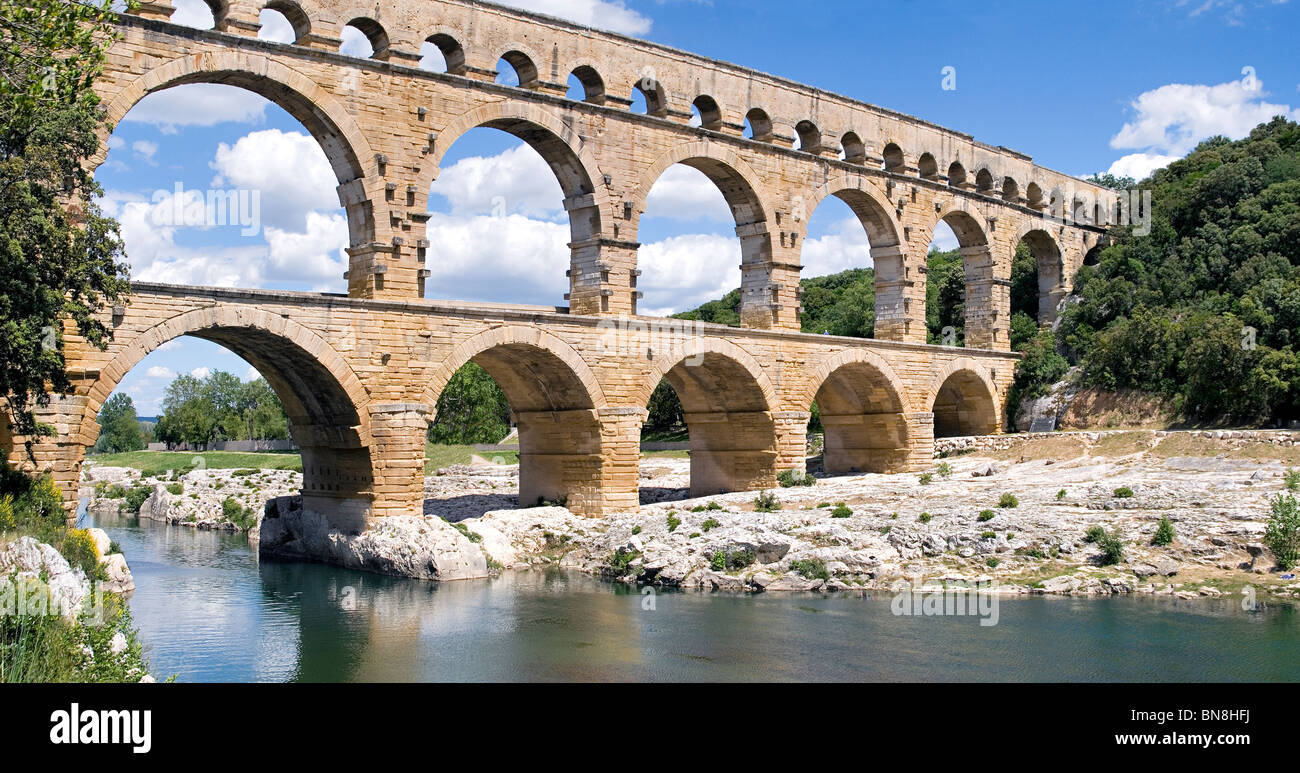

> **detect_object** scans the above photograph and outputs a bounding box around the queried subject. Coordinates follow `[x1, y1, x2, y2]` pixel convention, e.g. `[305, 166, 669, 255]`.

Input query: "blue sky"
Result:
[96, 0, 1300, 416]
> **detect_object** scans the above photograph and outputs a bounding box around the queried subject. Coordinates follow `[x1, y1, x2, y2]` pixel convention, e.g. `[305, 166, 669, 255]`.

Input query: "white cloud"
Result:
[190, 367, 211, 379]
[423, 213, 570, 303]
[430, 145, 565, 219]
[339, 25, 374, 58]
[800, 216, 872, 278]
[636, 233, 741, 316]
[169, 0, 214, 29]
[122, 84, 268, 133]
[157, 340, 182, 352]
[1110, 78, 1299, 156]
[498, 0, 652, 35]
[131, 140, 158, 162]
[419, 42, 448, 73]
[244, 365, 261, 381]
[264, 211, 350, 289]
[643, 164, 734, 223]
[144, 366, 174, 380]
[211, 129, 339, 231]
[931, 221, 958, 252]
[1106, 152, 1182, 180]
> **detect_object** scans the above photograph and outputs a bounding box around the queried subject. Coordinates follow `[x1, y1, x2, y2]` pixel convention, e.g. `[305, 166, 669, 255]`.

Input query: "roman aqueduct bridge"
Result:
[12, 0, 1114, 526]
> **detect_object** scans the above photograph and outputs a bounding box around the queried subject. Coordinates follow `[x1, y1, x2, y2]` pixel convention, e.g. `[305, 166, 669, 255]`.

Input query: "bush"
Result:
[123, 485, 152, 514]
[606, 547, 641, 576]
[220, 497, 258, 531]
[935, 462, 953, 478]
[753, 491, 780, 512]
[987, 557, 1001, 568]
[165, 482, 184, 496]
[1113, 486, 1135, 499]
[777, 469, 816, 487]
[918, 473, 934, 486]
[1265, 494, 1300, 570]
[1056, 489, 1067, 500]
[666, 514, 681, 532]
[709, 548, 754, 572]
[53, 528, 101, 579]
[977, 509, 995, 522]
[1084, 525, 1107, 543]
[789, 558, 829, 581]
[1151, 517, 1175, 546]
[831, 503, 852, 518]
[980, 531, 997, 539]
[1287, 469, 1300, 492]
[998, 493, 1019, 508]
[918, 512, 932, 523]
[630, 525, 641, 535]
[701, 518, 720, 532]
[1097, 529, 1125, 566]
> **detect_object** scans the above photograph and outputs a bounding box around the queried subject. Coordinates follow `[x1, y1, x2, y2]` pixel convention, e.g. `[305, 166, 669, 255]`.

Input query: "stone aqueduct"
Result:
[15, 0, 1115, 526]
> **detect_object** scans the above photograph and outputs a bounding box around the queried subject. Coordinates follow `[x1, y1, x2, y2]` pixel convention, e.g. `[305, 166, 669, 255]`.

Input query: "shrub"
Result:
[701, 518, 720, 532]
[450, 521, 482, 543]
[55, 528, 101, 578]
[1151, 516, 1175, 546]
[753, 491, 780, 512]
[607, 547, 641, 576]
[709, 551, 726, 571]
[831, 503, 852, 518]
[790, 558, 829, 581]
[1097, 529, 1125, 566]
[1113, 486, 1134, 499]
[917, 512, 932, 523]
[879, 525, 892, 535]
[918, 473, 934, 486]
[777, 469, 816, 487]
[1286, 469, 1300, 492]
[165, 482, 184, 496]
[1056, 489, 1067, 500]
[1017, 546, 1045, 559]
[220, 497, 258, 531]
[1265, 494, 1300, 571]
[980, 531, 997, 539]
[816, 502, 830, 508]
[987, 557, 1001, 568]
[977, 510, 995, 522]
[998, 493, 1019, 508]
[1084, 525, 1107, 543]
[666, 514, 681, 532]
[123, 485, 153, 514]
[935, 462, 953, 479]
[630, 525, 642, 535]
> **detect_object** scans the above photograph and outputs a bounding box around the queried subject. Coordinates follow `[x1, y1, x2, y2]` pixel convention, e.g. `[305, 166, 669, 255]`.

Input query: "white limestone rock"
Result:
[0, 536, 89, 618]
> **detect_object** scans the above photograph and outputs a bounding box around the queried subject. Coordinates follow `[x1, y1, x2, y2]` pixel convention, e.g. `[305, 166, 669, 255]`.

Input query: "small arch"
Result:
[422, 33, 466, 74]
[569, 65, 605, 104]
[930, 363, 1000, 438]
[498, 50, 540, 89]
[1002, 177, 1020, 202]
[882, 142, 904, 172]
[340, 17, 389, 59]
[744, 108, 773, 141]
[1025, 182, 1044, 208]
[918, 153, 939, 180]
[795, 120, 821, 153]
[631, 75, 668, 117]
[975, 168, 994, 193]
[947, 161, 967, 187]
[840, 132, 866, 164]
[804, 350, 910, 474]
[1083, 244, 1104, 266]
[259, 2, 310, 43]
[692, 95, 723, 130]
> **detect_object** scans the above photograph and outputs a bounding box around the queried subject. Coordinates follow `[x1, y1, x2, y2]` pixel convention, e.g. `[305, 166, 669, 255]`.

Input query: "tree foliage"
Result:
[152, 371, 289, 447]
[428, 362, 511, 445]
[0, 0, 130, 442]
[93, 392, 145, 454]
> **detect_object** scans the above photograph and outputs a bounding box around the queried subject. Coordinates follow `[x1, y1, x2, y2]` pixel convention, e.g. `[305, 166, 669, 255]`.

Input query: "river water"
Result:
[82, 505, 1300, 682]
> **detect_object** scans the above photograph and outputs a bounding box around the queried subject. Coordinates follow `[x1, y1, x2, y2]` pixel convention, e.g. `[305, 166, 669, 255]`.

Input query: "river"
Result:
[82, 504, 1300, 682]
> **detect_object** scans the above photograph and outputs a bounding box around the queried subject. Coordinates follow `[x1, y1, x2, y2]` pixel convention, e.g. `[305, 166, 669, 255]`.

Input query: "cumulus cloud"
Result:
[636, 233, 741, 317]
[257, 8, 296, 43]
[131, 140, 158, 162]
[643, 165, 735, 223]
[144, 366, 174, 380]
[190, 367, 211, 379]
[800, 216, 873, 278]
[169, 0, 214, 29]
[339, 26, 374, 58]
[210, 129, 339, 231]
[263, 212, 349, 288]
[423, 213, 571, 304]
[1110, 77, 1299, 157]
[498, 0, 653, 35]
[429, 145, 566, 219]
[122, 84, 268, 133]
[1106, 152, 1182, 180]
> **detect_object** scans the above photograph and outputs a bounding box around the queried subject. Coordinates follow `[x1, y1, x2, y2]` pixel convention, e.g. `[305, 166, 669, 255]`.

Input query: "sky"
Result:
[95, 0, 1300, 415]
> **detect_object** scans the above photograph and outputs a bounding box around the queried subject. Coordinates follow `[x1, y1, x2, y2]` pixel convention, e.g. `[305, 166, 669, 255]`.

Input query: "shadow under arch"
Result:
[638, 338, 778, 498]
[929, 359, 1000, 438]
[423, 326, 609, 512]
[83, 303, 376, 528]
[800, 349, 910, 474]
[1012, 224, 1065, 324]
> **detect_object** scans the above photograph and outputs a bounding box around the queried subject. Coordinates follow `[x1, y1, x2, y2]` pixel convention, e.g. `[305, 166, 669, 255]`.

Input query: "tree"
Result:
[153, 371, 289, 446]
[93, 392, 144, 454]
[428, 363, 511, 445]
[0, 0, 131, 444]
[645, 379, 683, 434]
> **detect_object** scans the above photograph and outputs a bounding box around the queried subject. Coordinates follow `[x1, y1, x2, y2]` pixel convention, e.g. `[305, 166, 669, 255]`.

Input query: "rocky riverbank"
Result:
[82, 432, 1300, 598]
[82, 464, 298, 533]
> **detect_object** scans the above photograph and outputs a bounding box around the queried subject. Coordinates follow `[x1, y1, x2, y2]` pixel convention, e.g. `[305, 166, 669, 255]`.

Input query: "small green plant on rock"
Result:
[753, 491, 780, 512]
[1265, 493, 1300, 571]
[987, 557, 1001, 568]
[606, 547, 641, 576]
[789, 558, 829, 581]
[831, 503, 852, 518]
[977, 509, 995, 522]
[918, 473, 934, 486]
[777, 469, 816, 487]
[1151, 516, 1175, 547]
[701, 517, 720, 532]
[918, 512, 932, 523]
[1113, 486, 1135, 499]
[1097, 529, 1125, 566]
[1056, 489, 1066, 500]
[666, 513, 681, 532]
[1084, 525, 1106, 543]
[936, 462, 953, 479]
[165, 482, 183, 496]
[1286, 468, 1300, 492]
[998, 493, 1018, 508]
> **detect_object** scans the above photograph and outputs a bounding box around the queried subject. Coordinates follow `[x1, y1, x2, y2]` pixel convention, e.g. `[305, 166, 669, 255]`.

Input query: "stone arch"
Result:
[882, 142, 905, 172]
[794, 119, 821, 152]
[630, 73, 669, 117]
[840, 131, 866, 164]
[929, 359, 1000, 437]
[975, 167, 995, 193]
[1002, 176, 1020, 203]
[421, 29, 467, 74]
[947, 161, 967, 187]
[497, 45, 542, 89]
[745, 107, 774, 142]
[567, 61, 606, 104]
[802, 176, 903, 249]
[918, 152, 939, 180]
[1026, 182, 1044, 209]
[925, 204, 1006, 348]
[83, 304, 377, 528]
[341, 16, 391, 59]
[1013, 223, 1065, 323]
[430, 101, 611, 245]
[692, 94, 723, 130]
[97, 53, 372, 188]
[632, 141, 773, 240]
[423, 326, 608, 510]
[801, 349, 911, 474]
[263, 0, 312, 42]
[638, 338, 778, 496]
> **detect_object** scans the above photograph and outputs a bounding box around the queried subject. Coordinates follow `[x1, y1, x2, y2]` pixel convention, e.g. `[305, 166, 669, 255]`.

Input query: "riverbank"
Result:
[83, 431, 1300, 599]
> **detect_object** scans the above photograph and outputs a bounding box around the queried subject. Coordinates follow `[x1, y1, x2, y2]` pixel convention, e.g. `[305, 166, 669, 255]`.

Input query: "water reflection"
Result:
[85, 505, 1300, 682]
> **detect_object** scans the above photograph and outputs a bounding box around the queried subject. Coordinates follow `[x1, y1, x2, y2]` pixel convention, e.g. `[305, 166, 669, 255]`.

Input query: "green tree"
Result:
[645, 379, 683, 434]
[93, 392, 144, 454]
[0, 0, 130, 443]
[428, 363, 511, 444]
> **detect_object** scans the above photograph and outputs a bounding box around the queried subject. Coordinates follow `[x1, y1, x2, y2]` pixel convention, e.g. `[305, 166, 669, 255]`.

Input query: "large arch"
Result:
[82, 303, 376, 529]
[423, 326, 608, 511]
[800, 349, 910, 474]
[929, 359, 1000, 438]
[1012, 224, 1065, 324]
[638, 338, 778, 497]
[926, 205, 1006, 349]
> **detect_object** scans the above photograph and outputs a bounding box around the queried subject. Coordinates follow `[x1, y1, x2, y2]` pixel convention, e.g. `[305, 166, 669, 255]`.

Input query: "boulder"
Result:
[87, 528, 113, 557]
[101, 553, 135, 594]
[0, 536, 89, 618]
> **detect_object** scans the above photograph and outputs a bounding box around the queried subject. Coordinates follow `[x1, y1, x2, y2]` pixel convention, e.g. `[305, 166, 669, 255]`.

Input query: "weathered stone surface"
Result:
[0, 537, 89, 618]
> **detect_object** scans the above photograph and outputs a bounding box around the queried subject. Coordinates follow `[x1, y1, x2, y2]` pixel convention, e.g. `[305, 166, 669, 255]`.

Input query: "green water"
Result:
[84, 506, 1300, 682]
